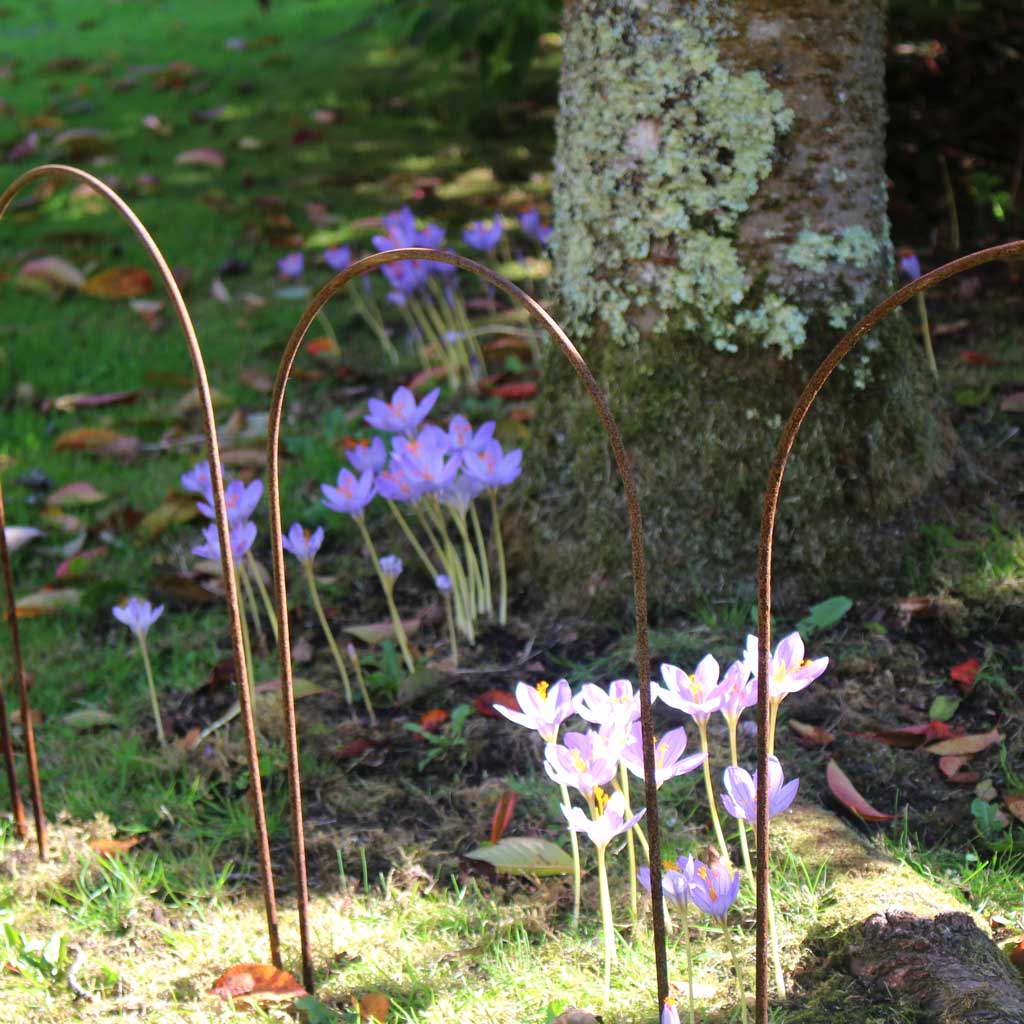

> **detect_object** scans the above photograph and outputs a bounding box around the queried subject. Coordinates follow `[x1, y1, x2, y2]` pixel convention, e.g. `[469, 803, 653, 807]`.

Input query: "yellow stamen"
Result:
[536, 680, 549, 701]
[594, 787, 609, 814]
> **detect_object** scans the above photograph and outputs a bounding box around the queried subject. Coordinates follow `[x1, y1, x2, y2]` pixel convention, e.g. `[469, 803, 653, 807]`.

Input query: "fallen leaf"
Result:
[938, 756, 980, 784]
[49, 390, 140, 413]
[61, 707, 117, 731]
[306, 335, 341, 359]
[240, 367, 274, 393]
[150, 572, 221, 604]
[16, 255, 85, 294]
[54, 427, 140, 460]
[923, 728, 1003, 757]
[81, 266, 154, 299]
[975, 778, 998, 802]
[490, 789, 516, 844]
[551, 1011, 599, 1024]
[1000, 392, 1024, 413]
[174, 728, 202, 753]
[211, 277, 231, 303]
[950, 658, 981, 694]
[788, 719, 835, 747]
[47, 481, 108, 506]
[221, 448, 266, 468]
[464, 836, 575, 876]
[137, 492, 200, 540]
[473, 688, 520, 718]
[15, 587, 82, 617]
[894, 595, 935, 625]
[176, 147, 226, 169]
[88, 836, 139, 856]
[210, 964, 306, 1002]
[345, 617, 421, 645]
[826, 760, 896, 822]
[928, 694, 961, 722]
[485, 380, 538, 401]
[141, 113, 171, 136]
[56, 545, 108, 579]
[1005, 794, 1024, 825]
[1010, 936, 1024, 977]
[958, 349, 1001, 366]
[255, 677, 327, 700]
[355, 992, 390, 1023]
[130, 298, 165, 329]
[51, 127, 110, 158]
[854, 720, 963, 748]
[332, 737, 380, 761]
[418, 708, 449, 733]
[4, 526, 44, 553]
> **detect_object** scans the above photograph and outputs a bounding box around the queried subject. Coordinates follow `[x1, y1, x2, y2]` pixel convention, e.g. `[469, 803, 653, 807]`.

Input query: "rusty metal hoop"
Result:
[265, 247, 667, 1000]
[0, 165, 282, 967]
[753, 238, 1024, 1024]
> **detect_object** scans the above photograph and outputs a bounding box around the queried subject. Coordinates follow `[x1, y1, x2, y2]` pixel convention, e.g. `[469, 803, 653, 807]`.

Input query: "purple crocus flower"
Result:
[898, 249, 921, 280]
[278, 252, 304, 278]
[638, 854, 697, 907]
[439, 474, 485, 516]
[375, 465, 421, 503]
[197, 478, 263, 525]
[324, 245, 352, 272]
[320, 468, 376, 517]
[519, 208, 553, 246]
[689, 858, 741, 920]
[193, 520, 257, 561]
[435, 573, 452, 594]
[112, 597, 164, 639]
[462, 218, 503, 253]
[620, 723, 707, 788]
[715, 659, 757, 727]
[380, 554, 403, 580]
[721, 755, 799, 821]
[573, 678, 642, 727]
[446, 415, 495, 453]
[380, 259, 428, 304]
[743, 631, 828, 702]
[394, 444, 461, 496]
[180, 460, 222, 503]
[561, 788, 644, 850]
[347, 437, 388, 473]
[661, 998, 681, 1024]
[461, 440, 522, 488]
[281, 522, 324, 564]
[393, 424, 451, 460]
[495, 678, 573, 744]
[365, 386, 440, 435]
[655, 654, 723, 725]
[544, 730, 619, 798]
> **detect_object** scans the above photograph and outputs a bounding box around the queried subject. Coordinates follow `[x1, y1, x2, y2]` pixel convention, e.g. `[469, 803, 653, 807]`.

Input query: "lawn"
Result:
[1, 2, 1022, 1023]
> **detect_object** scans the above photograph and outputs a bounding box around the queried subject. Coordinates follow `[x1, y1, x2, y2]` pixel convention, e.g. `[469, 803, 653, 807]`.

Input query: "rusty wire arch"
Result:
[0, 164, 282, 967]
[752, 237, 1024, 1023]
[265, 247, 668, 998]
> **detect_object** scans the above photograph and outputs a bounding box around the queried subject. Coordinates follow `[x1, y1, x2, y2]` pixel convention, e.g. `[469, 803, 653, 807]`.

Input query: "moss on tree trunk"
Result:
[517, 0, 948, 618]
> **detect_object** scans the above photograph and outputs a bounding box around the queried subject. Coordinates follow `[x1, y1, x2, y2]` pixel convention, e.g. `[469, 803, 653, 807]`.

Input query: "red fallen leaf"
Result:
[1005, 794, 1024, 826]
[175, 147, 226, 169]
[418, 708, 449, 733]
[853, 720, 963, 748]
[923, 728, 1003, 757]
[788, 719, 835, 747]
[958, 349, 1001, 366]
[474, 688, 520, 718]
[81, 266, 154, 299]
[56, 545, 108, 579]
[88, 835, 139, 856]
[333, 737, 379, 760]
[482, 335, 535, 356]
[54, 427, 141, 460]
[210, 963, 306, 1002]
[47, 390, 140, 413]
[826, 760, 896, 822]
[490, 789, 517, 844]
[938, 755, 981, 784]
[355, 992, 390, 1022]
[306, 335, 341, 359]
[950, 658, 981, 695]
[485, 380, 538, 401]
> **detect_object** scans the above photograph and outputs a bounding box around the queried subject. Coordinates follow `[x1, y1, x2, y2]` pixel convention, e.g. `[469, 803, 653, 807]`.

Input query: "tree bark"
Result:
[517, 0, 948, 618]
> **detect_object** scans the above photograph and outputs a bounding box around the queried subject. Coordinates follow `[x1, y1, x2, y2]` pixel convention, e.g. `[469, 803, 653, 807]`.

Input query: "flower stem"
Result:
[680, 900, 696, 1024]
[596, 844, 615, 1000]
[697, 720, 730, 863]
[346, 643, 374, 723]
[138, 635, 166, 748]
[619, 762, 638, 921]
[721, 917, 749, 1024]
[245, 553, 279, 644]
[442, 594, 459, 668]
[234, 567, 257, 708]
[349, 285, 399, 364]
[768, 700, 779, 758]
[355, 517, 415, 674]
[238, 558, 267, 655]
[488, 489, 509, 625]
[916, 292, 938, 378]
[468, 502, 493, 616]
[302, 561, 354, 709]
[386, 500, 438, 578]
[556, 776, 581, 930]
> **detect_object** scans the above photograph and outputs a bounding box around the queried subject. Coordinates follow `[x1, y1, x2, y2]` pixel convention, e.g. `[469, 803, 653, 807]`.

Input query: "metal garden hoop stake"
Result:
[266, 247, 667, 1003]
[0, 165, 283, 965]
[753, 238, 1024, 1024]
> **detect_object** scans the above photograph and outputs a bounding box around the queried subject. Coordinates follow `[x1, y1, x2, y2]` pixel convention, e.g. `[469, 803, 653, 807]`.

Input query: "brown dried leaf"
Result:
[81, 266, 154, 299]
[137, 492, 200, 540]
[15, 587, 82, 617]
[47, 481, 108, 506]
[54, 427, 140, 460]
[938, 755, 980, 784]
[1005, 794, 1024, 825]
[788, 719, 835, 747]
[16, 255, 85, 294]
[49, 390, 140, 413]
[923, 728, 1003, 757]
[355, 992, 390, 1022]
[88, 836, 139, 856]
[210, 963, 306, 1002]
[176, 147, 226, 169]
[826, 760, 895, 822]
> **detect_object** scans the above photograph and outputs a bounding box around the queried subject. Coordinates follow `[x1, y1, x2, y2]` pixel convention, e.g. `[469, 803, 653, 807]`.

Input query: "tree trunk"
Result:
[517, 0, 948, 618]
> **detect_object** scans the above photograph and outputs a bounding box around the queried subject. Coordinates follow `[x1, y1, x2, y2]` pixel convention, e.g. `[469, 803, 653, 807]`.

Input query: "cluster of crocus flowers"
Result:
[320, 385, 522, 669]
[492, 630, 826, 1013]
[112, 597, 166, 747]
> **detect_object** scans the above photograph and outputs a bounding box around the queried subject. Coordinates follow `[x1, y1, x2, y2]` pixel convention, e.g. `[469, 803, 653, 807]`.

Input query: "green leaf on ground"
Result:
[797, 595, 853, 637]
[464, 837, 574, 876]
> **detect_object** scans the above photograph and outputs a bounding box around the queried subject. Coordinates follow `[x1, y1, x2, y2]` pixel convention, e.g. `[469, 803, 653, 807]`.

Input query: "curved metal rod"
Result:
[0, 164, 282, 965]
[267, 247, 666, 1002]
[753, 238, 1024, 1023]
